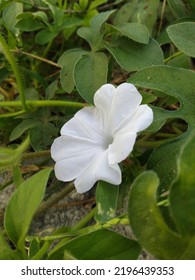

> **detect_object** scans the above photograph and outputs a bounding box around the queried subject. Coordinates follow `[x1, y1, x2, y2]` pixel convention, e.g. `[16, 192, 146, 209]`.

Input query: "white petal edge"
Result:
[94, 83, 143, 134]
[108, 132, 137, 164]
[60, 107, 103, 143]
[51, 135, 101, 162]
[74, 150, 121, 193]
[117, 104, 153, 134]
[54, 153, 94, 182]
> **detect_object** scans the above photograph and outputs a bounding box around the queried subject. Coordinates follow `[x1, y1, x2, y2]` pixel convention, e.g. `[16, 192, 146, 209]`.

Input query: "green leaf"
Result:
[167, 54, 191, 69]
[129, 66, 195, 128]
[30, 122, 58, 151]
[89, 0, 107, 10]
[167, 22, 195, 58]
[49, 229, 141, 260]
[58, 48, 87, 93]
[90, 10, 115, 33]
[77, 27, 97, 49]
[111, 22, 150, 44]
[95, 181, 119, 223]
[128, 171, 187, 259]
[79, 0, 88, 9]
[10, 119, 38, 141]
[147, 132, 189, 193]
[0, 232, 22, 260]
[0, 136, 30, 170]
[77, 10, 115, 50]
[35, 29, 58, 45]
[129, 66, 195, 190]
[4, 168, 52, 252]
[169, 133, 195, 236]
[74, 52, 108, 104]
[2, 2, 23, 36]
[105, 37, 163, 71]
[113, 0, 160, 33]
[167, 0, 193, 18]
[16, 13, 44, 31]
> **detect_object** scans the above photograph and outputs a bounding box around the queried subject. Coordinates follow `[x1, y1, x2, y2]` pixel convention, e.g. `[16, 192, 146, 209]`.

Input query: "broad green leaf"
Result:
[79, 0, 88, 9]
[30, 122, 58, 151]
[147, 132, 189, 193]
[58, 48, 87, 93]
[0, 136, 29, 170]
[77, 27, 97, 49]
[42, 0, 65, 27]
[59, 17, 83, 30]
[16, 13, 44, 31]
[167, 53, 191, 69]
[89, 0, 107, 10]
[74, 52, 108, 104]
[106, 37, 163, 71]
[0, 232, 22, 260]
[95, 181, 119, 223]
[4, 168, 52, 251]
[45, 80, 59, 99]
[2, 2, 23, 36]
[129, 66, 195, 128]
[90, 10, 115, 33]
[49, 229, 141, 260]
[128, 171, 187, 259]
[167, 0, 193, 18]
[129, 66, 195, 191]
[77, 10, 115, 50]
[10, 119, 39, 141]
[111, 22, 150, 44]
[35, 29, 58, 45]
[113, 0, 160, 33]
[167, 22, 195, 58]
[169, 133, 195, 236]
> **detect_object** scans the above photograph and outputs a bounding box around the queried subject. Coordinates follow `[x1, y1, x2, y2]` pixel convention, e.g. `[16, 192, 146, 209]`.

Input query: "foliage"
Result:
[0, 0, 195, 260]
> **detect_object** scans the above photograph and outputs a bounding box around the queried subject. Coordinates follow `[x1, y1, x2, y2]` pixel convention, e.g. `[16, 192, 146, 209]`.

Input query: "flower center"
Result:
[102, 134, 114, 149]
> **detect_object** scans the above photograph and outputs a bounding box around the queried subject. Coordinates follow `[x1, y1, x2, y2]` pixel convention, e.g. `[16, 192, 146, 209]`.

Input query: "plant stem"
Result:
[0, 100, 85, 108]
[0, 110, 26, 118]
[71, 207, 97, 231]
[12, 48, 59, 68]
[36, 182, 75, 216]
[0, 34, 28, 111]
[164, 51, 183, 63]
[22, 150, 50, 160]
[38, 215, 129, 241]
[31, 241, 51, 260]
[12, 165, 23, 188]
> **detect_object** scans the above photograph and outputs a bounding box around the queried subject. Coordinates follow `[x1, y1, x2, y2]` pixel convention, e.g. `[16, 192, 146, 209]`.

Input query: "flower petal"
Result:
[108, 132, 137, 164]
[51, 135, 101, 162]
[52, 135, 103, 182]
[54, 153, 94, 182]
[60, 107, 103, 143]
[117, 104, 153, 134]
[74, 150, 121, 193]
[110, 83, 142, 132]
[94, 83, 142, 134]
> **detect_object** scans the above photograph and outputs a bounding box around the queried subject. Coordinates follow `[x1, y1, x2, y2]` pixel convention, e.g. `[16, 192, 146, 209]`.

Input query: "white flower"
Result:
[51, 83, 153, 193]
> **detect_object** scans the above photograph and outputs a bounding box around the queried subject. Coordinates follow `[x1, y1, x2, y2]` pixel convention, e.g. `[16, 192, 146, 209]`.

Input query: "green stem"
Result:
[12, 49, 59, 67]
[31, 241, 50, 260]
[36, 182, 75, 216]
[0, 100, 85, 108]
[0, 34, 28, 111]
[12, 165, 23, 188]
[38, 215, 129, 241]
[71, 207, 97, 231]
[164, 51, 183, 63]
[0, 110, 26, 118]
[22, 150, 50, 160]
